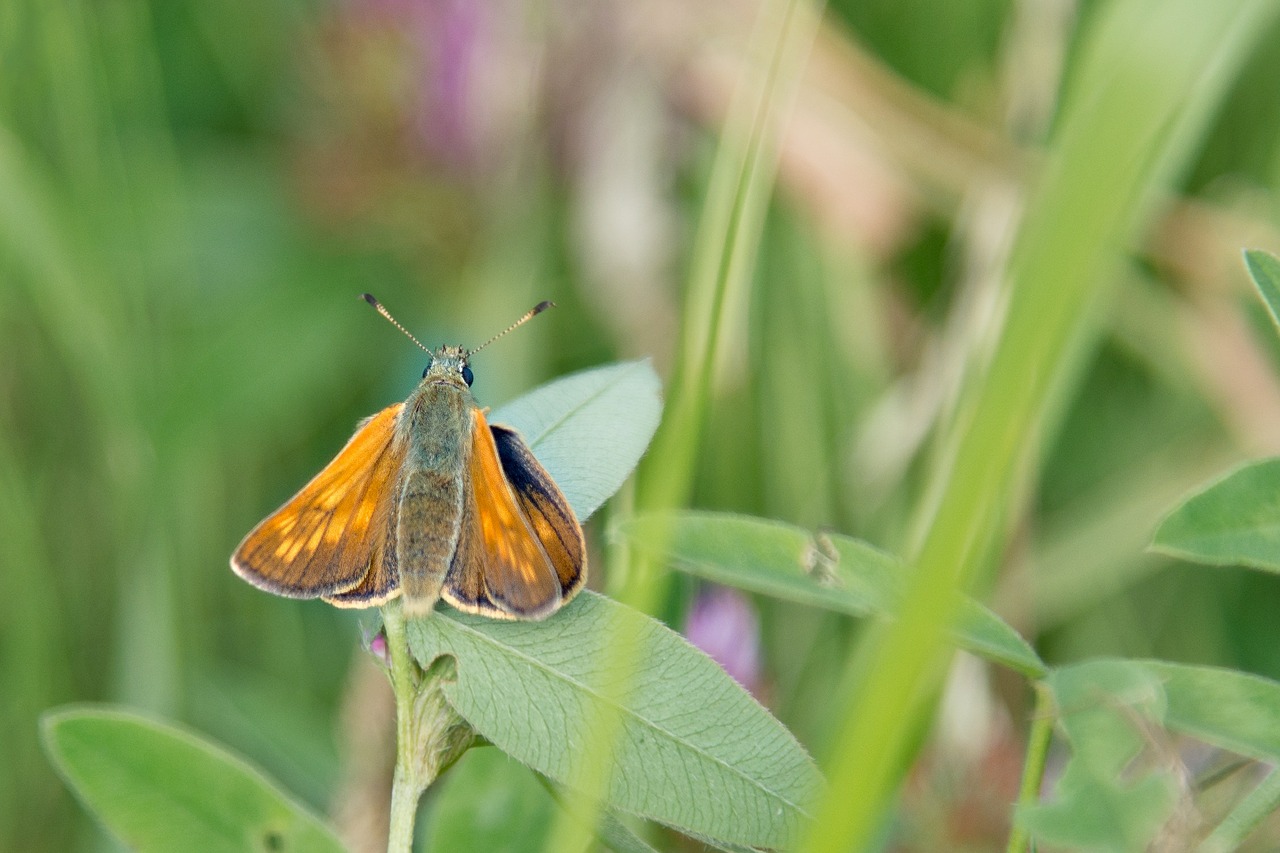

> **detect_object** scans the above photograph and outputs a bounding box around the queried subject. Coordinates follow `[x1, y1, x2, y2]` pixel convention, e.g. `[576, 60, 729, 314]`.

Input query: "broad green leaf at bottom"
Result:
[407, 590, 822, 849]
[41, 705, 343, 853]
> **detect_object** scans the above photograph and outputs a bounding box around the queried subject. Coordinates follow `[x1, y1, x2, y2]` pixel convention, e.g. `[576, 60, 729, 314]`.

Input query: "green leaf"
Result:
[536, 777, 664, 853]
[1151, 457, 1280, 571]
[590, 811, 663, 853]
[1151, 243, 1280, 580]
[407, 591, 822, 849]
[616, 511, 1045, 677]
[425, 746, 554, 853]
[1245, 249, 1280, 332]
[41, 705, 343, 853]
[491, 360, 662, 521]
[1020, 659, 1280, 852]
[1021, 661, 1178, 853]
[1048, 661, 1170, 774]
[426, 742, 666, 853]
[1145, 660, 1280, 762]
[810, 1, 1280, 848]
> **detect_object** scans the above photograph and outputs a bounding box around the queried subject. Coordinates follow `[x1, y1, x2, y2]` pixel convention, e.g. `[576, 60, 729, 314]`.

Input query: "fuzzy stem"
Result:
[381, 601, 473, 853]
[386, 761, 420, 853]
[383, 602, 422, 853]
[1006, 682, 1055, 853]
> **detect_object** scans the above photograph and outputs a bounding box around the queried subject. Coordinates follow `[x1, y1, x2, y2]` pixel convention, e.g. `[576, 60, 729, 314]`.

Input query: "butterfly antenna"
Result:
[468, 301, 554, 356]
[362, 293, 431, 354]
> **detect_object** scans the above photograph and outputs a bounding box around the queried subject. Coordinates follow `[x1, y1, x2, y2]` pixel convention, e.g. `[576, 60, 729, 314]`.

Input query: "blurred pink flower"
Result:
[411, 0, 489, 171]
[684, 585, 762, 695]
[340, 0, 519, 174]
[366, 628, 390, 667]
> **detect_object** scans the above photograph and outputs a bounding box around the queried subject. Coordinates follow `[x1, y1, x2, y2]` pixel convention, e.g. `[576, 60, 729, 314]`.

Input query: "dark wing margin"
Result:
[231, 403, 404, 602]
[439, 410, 565, 620]
[489, 422, 587, 603]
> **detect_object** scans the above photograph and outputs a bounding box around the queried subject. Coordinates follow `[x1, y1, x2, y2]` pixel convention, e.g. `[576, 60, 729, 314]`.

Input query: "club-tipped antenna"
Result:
[362, 293, 431, 354]
[468, 300, 554, 356]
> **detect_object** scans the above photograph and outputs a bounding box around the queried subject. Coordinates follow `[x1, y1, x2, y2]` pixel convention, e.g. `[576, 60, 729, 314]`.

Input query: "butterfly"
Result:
[230, 297, 586, 620]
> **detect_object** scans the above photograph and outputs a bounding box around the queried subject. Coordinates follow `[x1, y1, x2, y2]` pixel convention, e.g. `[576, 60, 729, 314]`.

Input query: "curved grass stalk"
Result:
[542, 1, 823, 850]
[802, 2, 1280, 850]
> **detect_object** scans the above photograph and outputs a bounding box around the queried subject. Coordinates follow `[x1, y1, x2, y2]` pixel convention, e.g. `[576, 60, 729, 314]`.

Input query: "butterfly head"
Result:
[361, 294, 550, 393]
[421, 344, 474, 388]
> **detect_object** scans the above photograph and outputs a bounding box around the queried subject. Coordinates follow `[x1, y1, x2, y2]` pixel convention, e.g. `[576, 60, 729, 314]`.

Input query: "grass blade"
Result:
[806, 2, 1280, 849]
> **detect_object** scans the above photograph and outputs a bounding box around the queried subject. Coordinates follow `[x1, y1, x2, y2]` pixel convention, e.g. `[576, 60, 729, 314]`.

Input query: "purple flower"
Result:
[411, 0, 489, 170]
[338, 0, 506, 174]
[684, 585, 762, 695]
[366, 627, 390, 667]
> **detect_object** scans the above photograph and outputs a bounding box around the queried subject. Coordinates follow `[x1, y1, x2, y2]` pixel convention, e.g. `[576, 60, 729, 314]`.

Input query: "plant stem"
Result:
[1006, 682, 1054, 853]
[1198, 766, 1280, 853]
[381, 601, 474, 853]
[386, 760, 420, 853]
[383, 602, 421, 853]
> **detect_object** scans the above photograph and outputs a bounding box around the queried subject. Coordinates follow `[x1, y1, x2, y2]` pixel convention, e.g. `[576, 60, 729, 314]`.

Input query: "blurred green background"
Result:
[6, 1, 1280, 850]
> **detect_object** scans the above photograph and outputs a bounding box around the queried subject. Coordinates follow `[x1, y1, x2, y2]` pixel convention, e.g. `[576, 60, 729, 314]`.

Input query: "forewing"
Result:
[440, 409, 561, 619]
[323, 499, 401, 608]
[490, 422, 587, 602]
[441, 480, 497, 615]
[232, 404, 404, 600]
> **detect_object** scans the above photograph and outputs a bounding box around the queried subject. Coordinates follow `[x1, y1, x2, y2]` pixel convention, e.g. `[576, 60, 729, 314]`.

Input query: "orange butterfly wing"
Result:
[231, 403, 405, 604]
[490, 422, 586, 602]
[440, 409, 586, 620]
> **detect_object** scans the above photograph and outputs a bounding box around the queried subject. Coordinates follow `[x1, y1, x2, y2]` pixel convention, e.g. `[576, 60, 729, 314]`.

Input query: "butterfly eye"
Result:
[461, 364, 474, 386]
[421, 357, 433, 378]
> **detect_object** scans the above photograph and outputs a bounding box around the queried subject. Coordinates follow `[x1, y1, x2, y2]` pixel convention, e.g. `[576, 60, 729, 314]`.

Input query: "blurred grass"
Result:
[5, 1, 1280, 851]
[547, 0, 821, 848]
[807, 3, 1280, 848]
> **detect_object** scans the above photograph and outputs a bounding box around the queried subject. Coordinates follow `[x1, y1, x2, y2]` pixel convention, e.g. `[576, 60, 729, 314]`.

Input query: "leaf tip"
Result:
[37, 703, 99, 754]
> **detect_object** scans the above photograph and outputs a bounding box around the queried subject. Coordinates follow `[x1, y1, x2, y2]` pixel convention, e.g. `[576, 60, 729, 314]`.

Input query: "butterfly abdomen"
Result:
[396, 469, 464, 613]
[396, 383, 473, 614]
